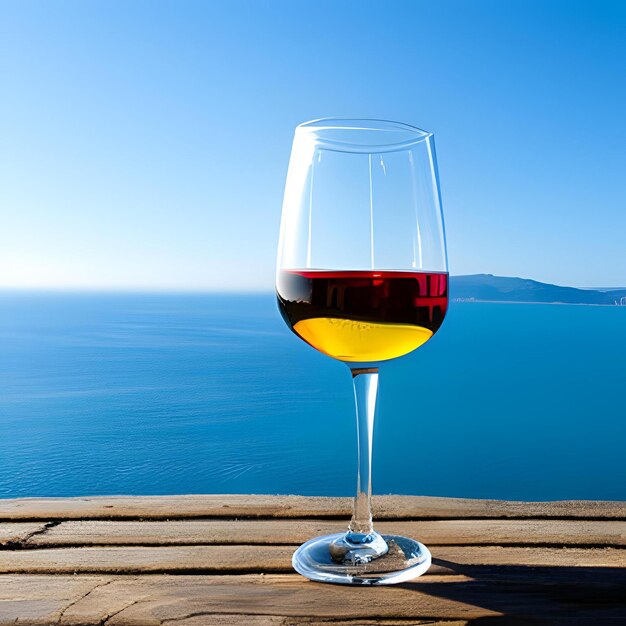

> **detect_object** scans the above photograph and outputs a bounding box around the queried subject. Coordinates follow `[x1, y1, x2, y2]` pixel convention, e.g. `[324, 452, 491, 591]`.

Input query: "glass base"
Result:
[292, 532, 431, 585]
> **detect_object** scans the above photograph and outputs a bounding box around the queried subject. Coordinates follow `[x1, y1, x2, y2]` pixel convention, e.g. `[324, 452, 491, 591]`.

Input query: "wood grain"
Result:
[0, 575, 503, 624]
[0, 495, 624, 625]
[23, 518, 626, 547]
[1, 573, 625, 625]
[0, 544, 624, 574]
[0, 574, 112, 626]
[0, 523, 47, 546]
[1, 494, 624, 520]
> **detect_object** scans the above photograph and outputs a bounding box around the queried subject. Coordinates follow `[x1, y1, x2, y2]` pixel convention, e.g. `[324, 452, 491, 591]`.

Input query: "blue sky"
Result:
[1, 0, 624, 290]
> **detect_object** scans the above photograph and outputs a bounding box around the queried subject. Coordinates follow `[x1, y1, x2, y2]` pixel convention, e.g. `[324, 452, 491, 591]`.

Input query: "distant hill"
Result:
[450, 274, 626, 305]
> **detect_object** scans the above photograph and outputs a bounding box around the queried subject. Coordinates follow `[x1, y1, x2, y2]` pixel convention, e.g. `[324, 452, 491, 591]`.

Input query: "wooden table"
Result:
[0, 495, 624, 624]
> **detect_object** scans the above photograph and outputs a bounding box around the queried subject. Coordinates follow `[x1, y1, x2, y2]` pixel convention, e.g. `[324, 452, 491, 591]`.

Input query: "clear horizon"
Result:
[0, 272, 624, 294]
[2, 0, 625, 290]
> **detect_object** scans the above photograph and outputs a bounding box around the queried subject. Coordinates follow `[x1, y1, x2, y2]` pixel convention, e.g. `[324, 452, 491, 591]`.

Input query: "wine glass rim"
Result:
[296, 118, 432, 153]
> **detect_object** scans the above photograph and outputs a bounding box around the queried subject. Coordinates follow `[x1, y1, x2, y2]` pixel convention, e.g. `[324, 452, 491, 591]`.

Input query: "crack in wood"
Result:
[22, 521, 60, 545]
[161, 611, 225, 624]
[160, 613, 465, 625]
[0, 496, 623, 625]
[0, 521, 60, 550]
[55, 579, 114, 625]
[100, 599, 141, 626]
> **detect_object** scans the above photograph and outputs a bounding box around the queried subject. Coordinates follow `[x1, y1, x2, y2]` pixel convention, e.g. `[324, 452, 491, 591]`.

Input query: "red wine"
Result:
[276, 270, 448, 362]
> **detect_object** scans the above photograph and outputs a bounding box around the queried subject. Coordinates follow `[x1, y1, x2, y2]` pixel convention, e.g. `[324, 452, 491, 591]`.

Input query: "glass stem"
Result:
[347, 367, 379, 538]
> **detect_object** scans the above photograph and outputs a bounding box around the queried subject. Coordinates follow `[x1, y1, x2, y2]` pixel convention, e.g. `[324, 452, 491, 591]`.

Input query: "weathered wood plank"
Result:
[1, 494, 624, 520]
[1, 496, 624, 625]
[0, 545, 292, 574]
[0, 523, 48, 546]
[0, 544, 624, 574]
[1, 573, 625, 625]
[434, 545, 626, 568]
[0, 574, 112, 626]
[0, 574, 500, 624]
[26, 518, 626, 547]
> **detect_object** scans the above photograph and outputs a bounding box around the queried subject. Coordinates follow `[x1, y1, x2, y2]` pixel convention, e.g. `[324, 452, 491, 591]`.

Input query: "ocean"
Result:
[0, 292, 624, 501]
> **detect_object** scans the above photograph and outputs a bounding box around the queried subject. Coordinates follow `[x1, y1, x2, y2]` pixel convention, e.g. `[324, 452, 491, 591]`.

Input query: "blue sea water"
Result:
[0, 292, 624, 501]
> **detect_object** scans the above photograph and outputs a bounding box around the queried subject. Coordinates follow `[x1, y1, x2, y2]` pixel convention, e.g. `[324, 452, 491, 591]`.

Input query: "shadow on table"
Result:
[400, 558, 626, 625]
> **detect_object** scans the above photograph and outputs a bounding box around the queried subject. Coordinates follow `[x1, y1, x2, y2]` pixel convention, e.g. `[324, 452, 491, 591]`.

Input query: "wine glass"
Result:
[276, 118, 448, 585]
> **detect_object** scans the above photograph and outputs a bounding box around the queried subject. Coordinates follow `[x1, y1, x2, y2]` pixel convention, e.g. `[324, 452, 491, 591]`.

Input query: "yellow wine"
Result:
[293, 317, 433, 362]
[276, 270, 448, 363]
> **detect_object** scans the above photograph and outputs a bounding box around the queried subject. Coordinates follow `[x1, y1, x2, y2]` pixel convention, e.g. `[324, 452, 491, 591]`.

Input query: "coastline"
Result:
[452, 299, 626, 307]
